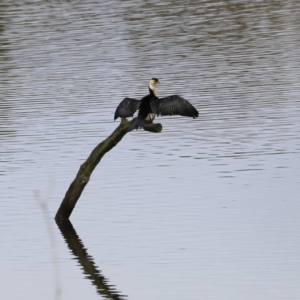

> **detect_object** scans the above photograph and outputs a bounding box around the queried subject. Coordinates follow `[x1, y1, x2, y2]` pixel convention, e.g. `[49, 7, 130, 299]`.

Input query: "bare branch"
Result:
[55, 118, 162, 220]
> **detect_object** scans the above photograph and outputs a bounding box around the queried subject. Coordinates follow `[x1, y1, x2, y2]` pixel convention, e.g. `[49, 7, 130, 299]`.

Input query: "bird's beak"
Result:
[157, 80, 160, 84]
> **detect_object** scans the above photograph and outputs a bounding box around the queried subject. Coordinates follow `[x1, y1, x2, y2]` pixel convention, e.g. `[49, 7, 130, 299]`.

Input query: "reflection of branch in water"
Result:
[35, 191, 62, 300]
[56, 220, 127, 300]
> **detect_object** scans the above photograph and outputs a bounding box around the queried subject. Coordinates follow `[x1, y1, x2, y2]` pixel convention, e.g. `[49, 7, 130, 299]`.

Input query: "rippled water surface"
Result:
[1, 1, 300, 299]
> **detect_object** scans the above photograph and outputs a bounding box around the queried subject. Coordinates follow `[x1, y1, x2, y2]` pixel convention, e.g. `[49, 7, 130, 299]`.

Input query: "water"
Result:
[1, 1, 300, 299]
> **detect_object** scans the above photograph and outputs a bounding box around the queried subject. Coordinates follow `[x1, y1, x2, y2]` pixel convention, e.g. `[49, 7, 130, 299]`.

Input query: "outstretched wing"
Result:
[114, 98, 141, 120]
[150, 95, 199, 118]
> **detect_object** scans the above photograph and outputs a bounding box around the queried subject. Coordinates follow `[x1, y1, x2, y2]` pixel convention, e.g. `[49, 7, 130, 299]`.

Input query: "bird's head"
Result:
[149, 78, 160, 96]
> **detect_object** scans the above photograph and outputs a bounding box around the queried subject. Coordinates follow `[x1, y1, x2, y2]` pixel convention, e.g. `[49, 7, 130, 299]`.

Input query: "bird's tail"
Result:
[128, 118, 146, 132]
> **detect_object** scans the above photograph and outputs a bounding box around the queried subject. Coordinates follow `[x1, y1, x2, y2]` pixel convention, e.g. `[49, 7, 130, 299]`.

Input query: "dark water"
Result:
[1, 1, 300, 299]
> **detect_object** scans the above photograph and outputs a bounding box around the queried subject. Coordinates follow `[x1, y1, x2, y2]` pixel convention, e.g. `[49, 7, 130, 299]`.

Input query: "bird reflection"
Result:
[56, 220, 127, 299]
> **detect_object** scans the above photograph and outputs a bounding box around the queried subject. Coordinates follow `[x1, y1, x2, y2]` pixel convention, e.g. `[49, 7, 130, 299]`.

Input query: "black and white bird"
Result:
[114, 78, 199, 131]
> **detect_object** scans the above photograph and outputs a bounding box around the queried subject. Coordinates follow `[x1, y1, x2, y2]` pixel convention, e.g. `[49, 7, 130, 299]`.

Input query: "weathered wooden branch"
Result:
[55, 118, 162, 220]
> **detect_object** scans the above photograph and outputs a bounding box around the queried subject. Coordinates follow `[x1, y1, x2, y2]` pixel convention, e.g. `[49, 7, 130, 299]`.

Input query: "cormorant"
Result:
[114, 78, 199, 131]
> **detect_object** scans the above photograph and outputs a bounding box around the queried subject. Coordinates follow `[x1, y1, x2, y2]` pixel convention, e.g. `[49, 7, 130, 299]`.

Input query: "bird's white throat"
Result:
[149, 80, 158, 97]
